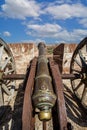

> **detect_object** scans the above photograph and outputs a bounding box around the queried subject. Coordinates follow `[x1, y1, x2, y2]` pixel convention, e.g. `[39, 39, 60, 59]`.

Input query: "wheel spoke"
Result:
[0, 84, 3, 106]
[72, 68, 81, 74]
[0, 46, 4, 64]
[81, 85, 87, 102]
[73, 81, 83, 91]
[4, 69, 14, 75]
[10, 82, 15, 95]
[5, 80, 11, 86]
[1, 57, 11, 70]
[2, 84, 11, 95]
[78, 50, 86, 66]
[74, 58, 82, 68]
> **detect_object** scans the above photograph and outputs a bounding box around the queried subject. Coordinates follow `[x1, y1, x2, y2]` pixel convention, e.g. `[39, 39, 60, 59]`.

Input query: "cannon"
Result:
[0, 37, 87, 130]
[32, 42, 56, 121]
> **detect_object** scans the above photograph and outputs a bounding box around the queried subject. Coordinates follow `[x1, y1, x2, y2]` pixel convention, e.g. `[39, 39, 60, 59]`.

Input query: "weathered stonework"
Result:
[7, 43, 77, 74]
[8, 43, 38, 74]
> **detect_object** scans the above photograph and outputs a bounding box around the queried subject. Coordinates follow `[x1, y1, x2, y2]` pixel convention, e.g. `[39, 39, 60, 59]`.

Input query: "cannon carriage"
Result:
[0, 37, 87, 130]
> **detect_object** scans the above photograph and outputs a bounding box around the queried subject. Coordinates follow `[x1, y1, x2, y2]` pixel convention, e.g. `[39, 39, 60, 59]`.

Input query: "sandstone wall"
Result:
[8, 43, 38, 74]
[63, 44, 77, 73]
[8, 43, 78, 74]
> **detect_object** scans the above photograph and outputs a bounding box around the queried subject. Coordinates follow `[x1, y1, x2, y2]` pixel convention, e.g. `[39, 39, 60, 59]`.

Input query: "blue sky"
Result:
[0, 0, 87, 44]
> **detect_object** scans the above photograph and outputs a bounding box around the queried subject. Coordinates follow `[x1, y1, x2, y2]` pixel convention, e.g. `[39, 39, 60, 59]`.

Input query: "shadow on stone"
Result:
[0, 105, 12, 129]
[64, 84, 87, 127]
[11, 83, 24, 130]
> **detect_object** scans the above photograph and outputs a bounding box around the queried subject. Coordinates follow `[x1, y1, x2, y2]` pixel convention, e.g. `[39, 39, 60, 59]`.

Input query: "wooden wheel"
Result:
[0, 38, 16, 107]
[70, 37, 87, 109]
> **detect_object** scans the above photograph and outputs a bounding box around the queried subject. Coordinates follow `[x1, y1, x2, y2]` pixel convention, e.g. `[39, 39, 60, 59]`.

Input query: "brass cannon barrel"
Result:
[32, 42, 56, 121]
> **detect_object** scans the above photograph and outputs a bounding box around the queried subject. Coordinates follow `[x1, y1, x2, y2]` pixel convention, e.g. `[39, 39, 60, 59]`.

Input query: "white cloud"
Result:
[79, 18, 87, 27]
[1, 1, 86, 21]
[44, 3, 87, 20]
[53, 0, 74, 4]
[1, 1, 87, 22]
[3, 31, 11, 37]
[55, 29, 87, 42]
[1, 0, 41, 19]
[26, 23, 87, 43]
[26, 23, 62, 37]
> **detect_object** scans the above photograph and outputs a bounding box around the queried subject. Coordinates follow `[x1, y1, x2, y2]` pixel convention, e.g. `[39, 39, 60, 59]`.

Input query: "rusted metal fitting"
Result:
[32, 42, 56, 121]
